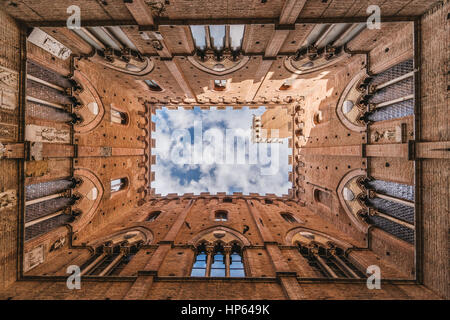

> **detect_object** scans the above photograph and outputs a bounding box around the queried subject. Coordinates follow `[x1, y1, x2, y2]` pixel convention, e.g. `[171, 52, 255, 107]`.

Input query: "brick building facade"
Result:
[0, 0, 448, 300]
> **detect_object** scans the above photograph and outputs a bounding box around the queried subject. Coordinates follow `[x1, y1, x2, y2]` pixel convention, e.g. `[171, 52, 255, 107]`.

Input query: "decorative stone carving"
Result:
[27, 28, 71, 60]
[0, 65, 18, 111]
[0, 189, 17, 211]
[100, 146, 112, 157]
[25, 124, 70, 143]
[0, 142, 6, 159]
[50, 236, 66, 252]
[371, 125, 403, 143]
[24, 244, 45, 272]
[0, 123, 17, 140]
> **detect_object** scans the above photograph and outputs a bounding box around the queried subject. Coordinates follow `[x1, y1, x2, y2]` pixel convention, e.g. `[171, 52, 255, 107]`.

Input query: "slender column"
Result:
[98, 248, 127, 276]
[25, 192, 67, 206]
[374, 94, 414, 109]
[80, 252, 107, 276]
[314, 253, 338, 279]
[374, 71, 415, 90]
[26, 96, 67, 110]
[369, 208, 415, 230]
[370, 191, 414, 208]
[24, 209, 68, 228]
[205, 246, 214, 277]
[224, 246, 232, 277]
[329, 249, 360, 279]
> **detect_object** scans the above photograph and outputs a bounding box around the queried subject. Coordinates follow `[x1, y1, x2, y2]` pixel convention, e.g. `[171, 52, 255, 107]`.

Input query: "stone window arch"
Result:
[189, 226, 250, 278]
[190, 241, 245, 278]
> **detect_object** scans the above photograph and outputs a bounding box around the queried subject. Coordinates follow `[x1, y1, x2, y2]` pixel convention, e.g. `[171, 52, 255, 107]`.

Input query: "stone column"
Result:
[224, 246, 232, 277]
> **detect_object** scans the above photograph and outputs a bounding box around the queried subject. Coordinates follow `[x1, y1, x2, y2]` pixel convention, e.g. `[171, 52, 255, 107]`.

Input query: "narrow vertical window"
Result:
[230, 25, 245, 51]
[190, 25, 207, 51]
[229, 246, 245, 277]
[209, 25, 226, 51]
[210, 251, 226, 277]
[191, 247, 207, 277]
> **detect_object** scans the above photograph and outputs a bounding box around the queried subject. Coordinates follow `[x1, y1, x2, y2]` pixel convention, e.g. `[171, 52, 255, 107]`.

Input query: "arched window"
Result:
[147, 211, 161, 222]
[214, 210, 228, 222]
[110, 178, 128, 193]
[111, 108, 128, 125]
[144, 79, 162, 91]
[210, 250, 226, 277]
[214, 79, 227, 91]
[280, 212, 297, 223]
[229, 245, 245, 277]
[190, 244, 207, 277]
[191, 243, 245, 278]
[223, 197, 232, 203]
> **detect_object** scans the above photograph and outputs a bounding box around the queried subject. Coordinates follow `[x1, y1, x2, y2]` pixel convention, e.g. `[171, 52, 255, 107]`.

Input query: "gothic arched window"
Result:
[190, 244, 208, 277]
[210, 250, 226, 277]
[190, 243, 245, 278]
[229, 245, 245, 277]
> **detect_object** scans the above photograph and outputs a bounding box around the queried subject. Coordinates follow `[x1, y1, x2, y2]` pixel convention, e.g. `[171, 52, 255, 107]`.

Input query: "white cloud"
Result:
[152, 107, 291, 196]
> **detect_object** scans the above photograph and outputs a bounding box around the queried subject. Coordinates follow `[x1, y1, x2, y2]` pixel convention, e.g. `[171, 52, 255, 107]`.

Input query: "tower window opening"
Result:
[147, 211, 161, 222]
[111, 108, 128, 125]
[280, 212, 297, 223]
[110, 178, 128, 193]
[145, 79, 163, 91]
[214, 79, 227, 91]
[214, 210, 228, 221]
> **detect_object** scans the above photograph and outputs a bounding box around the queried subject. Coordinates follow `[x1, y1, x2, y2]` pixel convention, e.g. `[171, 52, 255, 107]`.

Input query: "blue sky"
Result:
[152, 107, 292, 196]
